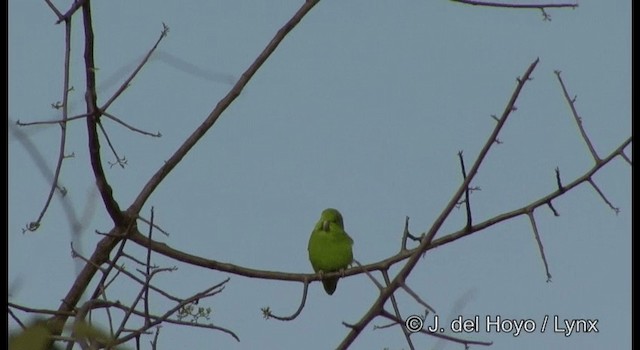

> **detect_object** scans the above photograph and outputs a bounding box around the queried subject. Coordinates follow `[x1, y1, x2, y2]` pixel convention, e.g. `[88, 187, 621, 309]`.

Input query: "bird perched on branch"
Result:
[308, 208, 354, 295]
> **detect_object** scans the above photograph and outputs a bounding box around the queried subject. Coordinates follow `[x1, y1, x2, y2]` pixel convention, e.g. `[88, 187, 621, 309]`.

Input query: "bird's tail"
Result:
[323, 277, 338, 295]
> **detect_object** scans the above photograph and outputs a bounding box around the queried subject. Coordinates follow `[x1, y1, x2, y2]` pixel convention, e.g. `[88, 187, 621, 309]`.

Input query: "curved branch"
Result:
[262, 280, 309, 321]
[126, 131, 629, 285]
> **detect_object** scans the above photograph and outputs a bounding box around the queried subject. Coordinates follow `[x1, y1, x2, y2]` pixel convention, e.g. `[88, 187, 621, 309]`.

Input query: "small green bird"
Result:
[308, 208, 354, 295]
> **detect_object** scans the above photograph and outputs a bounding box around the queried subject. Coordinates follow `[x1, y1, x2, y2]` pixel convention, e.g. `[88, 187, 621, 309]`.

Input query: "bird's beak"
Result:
[322, 220, 330, 232]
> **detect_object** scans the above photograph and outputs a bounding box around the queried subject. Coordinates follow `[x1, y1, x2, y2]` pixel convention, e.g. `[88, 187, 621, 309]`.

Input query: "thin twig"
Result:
[262, 280, 309, 321]
[136, 215, 170, 236]
[8, 308, 26, 329]
[101, 23, 170, 112]
[546, 201, 559, 217]
[9, 302, 74, 317]
[87, 237, 129, 301]
[24, 20, 74, 233]
[96, 121, 127, 169]
[620, 150, 632, 165]
[555, 70, 601, 162]
[527, 211, 552, 282]
[352, 259, 384, 290]
[102, 111, 162, 137]
[16, 113, 89, 126]
[113, 266, 167, 340]
[381, 270, 415, 350]
[103, 259, 180, 302]
[144, 208, 155, 325]
[450, 0, 577, 10]
[588, 178, 620, 214]
[150, 326, 161, 350]
[44, 0, 64, 20]
[400, 284, 436, 314]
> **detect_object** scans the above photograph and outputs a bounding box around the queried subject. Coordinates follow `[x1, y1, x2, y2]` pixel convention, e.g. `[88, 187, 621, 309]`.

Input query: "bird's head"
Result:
[319, 208, 344, 230]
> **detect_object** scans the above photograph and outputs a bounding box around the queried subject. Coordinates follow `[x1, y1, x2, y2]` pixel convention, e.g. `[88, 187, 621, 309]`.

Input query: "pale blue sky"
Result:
[9, 1, 631, 349]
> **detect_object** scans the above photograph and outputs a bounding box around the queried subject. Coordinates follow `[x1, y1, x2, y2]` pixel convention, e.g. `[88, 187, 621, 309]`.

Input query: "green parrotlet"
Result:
[307, 208, 354, 295]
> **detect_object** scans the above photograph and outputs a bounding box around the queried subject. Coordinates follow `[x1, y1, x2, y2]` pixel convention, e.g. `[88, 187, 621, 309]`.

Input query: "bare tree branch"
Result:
[555, 70, 601, 162]
[527, 211, 552, 282]
[23, 19, 74, 233]
[450, 0, 577, 10]
[81, 0, 126, 226]
[100, 24, 170, 112]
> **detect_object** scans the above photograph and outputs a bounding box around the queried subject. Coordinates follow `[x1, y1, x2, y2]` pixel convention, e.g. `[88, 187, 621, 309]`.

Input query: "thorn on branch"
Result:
[554, 167, 565, 193]
[342, 321, 357, 330]
[620, 150, 632, 165]
[546, 201, 559, 217]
